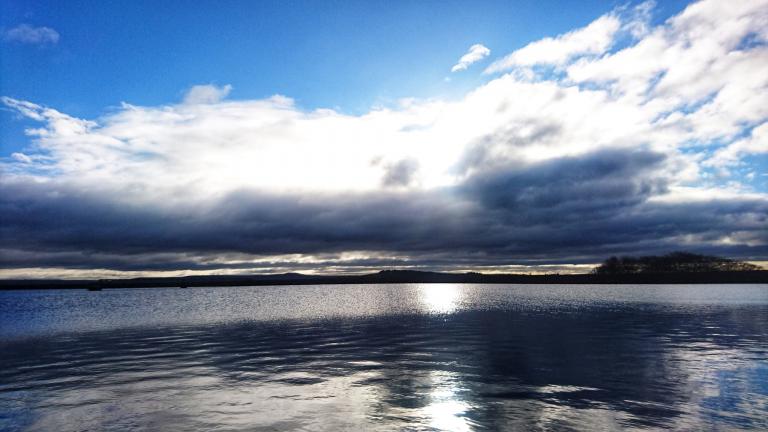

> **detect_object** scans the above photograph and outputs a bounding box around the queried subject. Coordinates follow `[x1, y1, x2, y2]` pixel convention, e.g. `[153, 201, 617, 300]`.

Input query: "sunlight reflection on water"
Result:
[420, 284, 462, 314]
[424, 373, 472, 432]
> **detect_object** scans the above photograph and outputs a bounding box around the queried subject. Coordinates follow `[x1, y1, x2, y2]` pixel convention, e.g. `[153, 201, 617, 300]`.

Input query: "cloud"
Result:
[485, 1, 658, 74]
[183, 84, 233, 104]
[382, 158, 420, 187]
[704, 122, 768, 173]
[623, 0, 656, 39]
[485, 15, 620, 73]
[462, 148, 669, 216]
[451, 44, 491, 72]
[1, 165, 764, 274]
[1, 0, 767, 275]
[11, 152, 32, 163]
[2, 24, 60, 45]
[566, 0, 768, 113]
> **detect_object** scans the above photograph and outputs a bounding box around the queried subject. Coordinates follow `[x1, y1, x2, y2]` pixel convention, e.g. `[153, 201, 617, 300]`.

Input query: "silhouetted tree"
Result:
[592, 252, 761, 274]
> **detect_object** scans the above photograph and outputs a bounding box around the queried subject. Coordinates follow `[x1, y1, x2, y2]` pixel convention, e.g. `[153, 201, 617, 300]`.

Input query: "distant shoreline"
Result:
[1, 270, 767, 290]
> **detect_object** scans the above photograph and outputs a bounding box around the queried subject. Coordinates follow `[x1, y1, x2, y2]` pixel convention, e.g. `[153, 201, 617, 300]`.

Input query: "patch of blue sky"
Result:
[736, 32, 768, 51]
[739, 154, 768, 191]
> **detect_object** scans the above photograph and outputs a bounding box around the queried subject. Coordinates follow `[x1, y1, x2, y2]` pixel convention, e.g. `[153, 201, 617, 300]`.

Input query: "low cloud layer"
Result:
[1, 0, 767, 276]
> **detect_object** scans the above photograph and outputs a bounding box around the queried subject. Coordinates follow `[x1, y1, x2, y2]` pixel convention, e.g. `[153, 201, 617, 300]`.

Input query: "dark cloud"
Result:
[1, 146, 766, 273]
[456, 119, 563, 175]
[462, 148, 668, 220]
[382, 158, 420, 188]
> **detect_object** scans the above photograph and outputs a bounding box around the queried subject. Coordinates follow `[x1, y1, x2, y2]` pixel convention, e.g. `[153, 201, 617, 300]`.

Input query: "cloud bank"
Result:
[1, 0, 767, 276]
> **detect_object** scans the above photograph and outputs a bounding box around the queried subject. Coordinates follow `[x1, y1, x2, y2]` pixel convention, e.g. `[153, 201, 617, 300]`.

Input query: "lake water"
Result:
[1, 284, 767, 431]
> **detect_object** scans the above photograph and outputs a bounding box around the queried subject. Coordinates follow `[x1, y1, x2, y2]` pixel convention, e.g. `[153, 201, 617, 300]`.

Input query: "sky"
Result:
[1, 0, 767, 278]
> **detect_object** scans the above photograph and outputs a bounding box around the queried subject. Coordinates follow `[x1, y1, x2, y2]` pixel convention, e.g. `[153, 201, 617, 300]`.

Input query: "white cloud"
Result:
[2, 24, 60, 45]
[623, 1, 655, 39]
[11, 152, 32, 163]
[451, 44, 491, 72]
[567, 0, 768, 98]
[1, 96, 47, 120]
[1, 77, 661, 199]
[704, 122, 768, 171]
[485, 1, 658, 75]
[183, 84, 233, 104]
[485, 14, 620, 73]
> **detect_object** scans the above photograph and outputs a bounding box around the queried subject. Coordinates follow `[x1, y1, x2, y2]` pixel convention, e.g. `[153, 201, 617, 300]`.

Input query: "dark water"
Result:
[1, 284, 767, 431]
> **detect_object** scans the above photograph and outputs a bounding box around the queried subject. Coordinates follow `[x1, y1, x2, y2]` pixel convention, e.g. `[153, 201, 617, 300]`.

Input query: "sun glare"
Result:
[420, 284, 463, 314]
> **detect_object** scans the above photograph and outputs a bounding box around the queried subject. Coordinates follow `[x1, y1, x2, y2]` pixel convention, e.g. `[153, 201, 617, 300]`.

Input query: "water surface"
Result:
[1, 284, 767, 430]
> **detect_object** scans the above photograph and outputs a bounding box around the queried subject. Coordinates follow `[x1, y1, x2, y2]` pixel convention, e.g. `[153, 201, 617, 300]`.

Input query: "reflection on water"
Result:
[1, 284, 767, 431]
[421, 284, 462, 314]
[424, 372, 473, 432]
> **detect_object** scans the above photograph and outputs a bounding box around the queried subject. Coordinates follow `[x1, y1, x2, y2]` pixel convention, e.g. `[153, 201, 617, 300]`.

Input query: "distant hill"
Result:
[593, 252, 762, 275]
[1, 264, 767, 290]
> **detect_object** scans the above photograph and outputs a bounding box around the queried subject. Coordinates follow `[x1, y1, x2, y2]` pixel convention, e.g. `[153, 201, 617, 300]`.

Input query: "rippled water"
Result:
[1, 284, 767, 431]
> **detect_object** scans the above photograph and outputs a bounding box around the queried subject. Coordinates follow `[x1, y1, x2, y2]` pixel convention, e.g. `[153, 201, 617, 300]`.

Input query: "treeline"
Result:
[593, 252, 762, 275]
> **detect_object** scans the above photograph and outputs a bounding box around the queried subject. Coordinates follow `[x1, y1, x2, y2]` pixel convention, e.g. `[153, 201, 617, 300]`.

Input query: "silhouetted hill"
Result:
[1, 268, 766, 290]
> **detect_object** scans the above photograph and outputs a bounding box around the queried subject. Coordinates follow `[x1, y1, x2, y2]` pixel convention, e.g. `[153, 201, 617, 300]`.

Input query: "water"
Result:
[1, 284, 767, 431]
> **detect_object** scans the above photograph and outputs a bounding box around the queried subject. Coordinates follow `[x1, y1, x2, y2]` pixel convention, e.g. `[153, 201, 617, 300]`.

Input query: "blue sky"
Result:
[1, 0, 766, 277]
